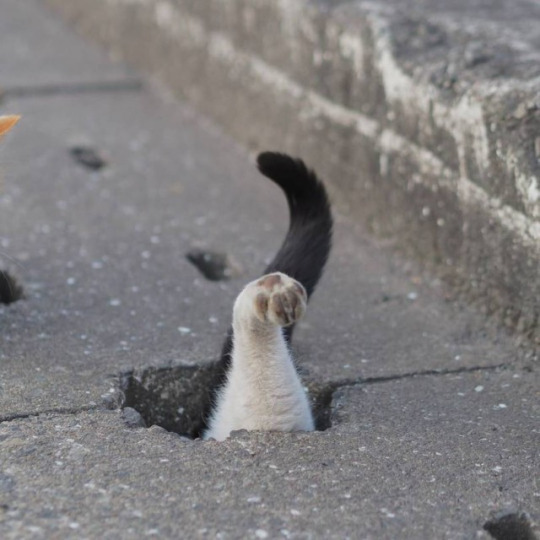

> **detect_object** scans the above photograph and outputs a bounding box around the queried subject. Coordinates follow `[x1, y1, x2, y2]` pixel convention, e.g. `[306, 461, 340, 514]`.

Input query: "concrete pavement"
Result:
[0, 1, 538, 538]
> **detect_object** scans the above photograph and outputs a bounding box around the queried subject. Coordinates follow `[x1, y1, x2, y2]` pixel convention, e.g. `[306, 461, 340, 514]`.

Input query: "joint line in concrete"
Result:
[1, 79, 144, 100]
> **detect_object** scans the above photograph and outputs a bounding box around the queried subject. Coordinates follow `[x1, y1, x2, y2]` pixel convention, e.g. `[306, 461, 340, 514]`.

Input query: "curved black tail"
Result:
[198, 152, 333, 435]
[256, 152, 333, 300]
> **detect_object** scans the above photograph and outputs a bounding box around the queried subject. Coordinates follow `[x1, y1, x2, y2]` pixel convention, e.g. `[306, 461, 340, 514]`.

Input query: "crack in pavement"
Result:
[343, 362, 509, 387]
[0, 404, 103, 425]
[0, 363, 512, 428]
[320, 362, 510, 393]
[0, 79, 144, 100]
[305, 362, 511, 401]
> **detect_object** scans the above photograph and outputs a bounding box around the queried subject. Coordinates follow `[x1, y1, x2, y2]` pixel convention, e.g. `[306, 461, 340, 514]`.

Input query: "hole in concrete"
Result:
[0, 271, 23, 304]
[484, 512, 537, 540]
[120, 363, 333, 439]
[121, 363, 216, 439]
[186, 249, 242, 281]
[69, 146, 106, 171]
[305, 380, 335, 431]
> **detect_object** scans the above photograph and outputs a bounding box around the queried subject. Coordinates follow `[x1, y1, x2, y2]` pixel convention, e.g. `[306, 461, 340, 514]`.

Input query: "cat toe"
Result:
[254, 292, 269, 321]
[257, 273, 283, 290]
[268, 291, 291, 326]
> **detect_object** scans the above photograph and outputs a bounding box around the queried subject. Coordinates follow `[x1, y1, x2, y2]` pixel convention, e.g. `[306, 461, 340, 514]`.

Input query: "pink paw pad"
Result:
[252, 273, 307, 326]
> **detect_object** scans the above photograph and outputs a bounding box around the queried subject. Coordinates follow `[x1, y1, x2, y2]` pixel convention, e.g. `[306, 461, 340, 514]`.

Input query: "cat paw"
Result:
[236, 272, 307, 327]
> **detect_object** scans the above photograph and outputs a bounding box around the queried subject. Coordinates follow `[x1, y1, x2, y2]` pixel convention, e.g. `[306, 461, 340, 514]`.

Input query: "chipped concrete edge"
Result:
[44, 0, 540, 347]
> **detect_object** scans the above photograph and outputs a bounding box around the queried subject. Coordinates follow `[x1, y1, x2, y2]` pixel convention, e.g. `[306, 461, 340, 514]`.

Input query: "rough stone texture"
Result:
[44, 0, 540, 346]
[1, 369, 539, 539]
[1, 1, 539, 538]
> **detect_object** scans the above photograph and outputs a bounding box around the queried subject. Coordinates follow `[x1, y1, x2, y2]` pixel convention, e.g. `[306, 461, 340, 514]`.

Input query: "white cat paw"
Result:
[236, 272, 307, 327]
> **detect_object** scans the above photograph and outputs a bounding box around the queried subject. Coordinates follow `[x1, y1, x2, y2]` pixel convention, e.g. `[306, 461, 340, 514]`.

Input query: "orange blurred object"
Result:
[0, 115, 21, 137]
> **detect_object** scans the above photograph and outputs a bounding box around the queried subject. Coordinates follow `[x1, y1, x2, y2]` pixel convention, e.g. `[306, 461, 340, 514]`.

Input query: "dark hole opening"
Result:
[0, 271, 24, 305]
[120, 363, 333, 439]
[70, 146, 106, 171]
[484, 512, 537, 540]
[185, 249, 242, 282]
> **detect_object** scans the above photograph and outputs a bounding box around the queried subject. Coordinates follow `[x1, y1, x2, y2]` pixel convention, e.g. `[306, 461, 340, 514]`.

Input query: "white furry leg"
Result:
[204, 272, 314, 441]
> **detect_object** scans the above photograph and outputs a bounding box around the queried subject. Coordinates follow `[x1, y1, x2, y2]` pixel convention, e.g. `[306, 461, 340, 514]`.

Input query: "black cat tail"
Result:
[256, 151, 333, 299]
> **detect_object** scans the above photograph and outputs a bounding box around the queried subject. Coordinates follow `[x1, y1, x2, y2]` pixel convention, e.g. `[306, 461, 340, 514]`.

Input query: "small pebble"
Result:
[123, 407, 146, 428]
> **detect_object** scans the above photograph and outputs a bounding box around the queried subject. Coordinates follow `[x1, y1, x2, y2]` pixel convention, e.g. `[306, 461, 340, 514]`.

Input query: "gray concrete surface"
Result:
[45, 0, 540, 346]
[0, 1, 539, 538]
[1, 369, 539, 539]
[0, 0, 137, 91]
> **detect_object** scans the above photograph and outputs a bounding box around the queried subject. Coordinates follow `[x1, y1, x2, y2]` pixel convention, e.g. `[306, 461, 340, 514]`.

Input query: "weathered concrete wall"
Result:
[45, 0, 540, 345]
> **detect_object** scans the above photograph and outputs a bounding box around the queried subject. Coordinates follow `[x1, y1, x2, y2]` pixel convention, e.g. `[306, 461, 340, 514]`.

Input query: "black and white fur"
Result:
[204, 152, 332, 440]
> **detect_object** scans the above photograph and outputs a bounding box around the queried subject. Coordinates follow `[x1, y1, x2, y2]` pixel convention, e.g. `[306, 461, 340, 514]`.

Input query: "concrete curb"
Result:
[45, 0, 540, 346]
